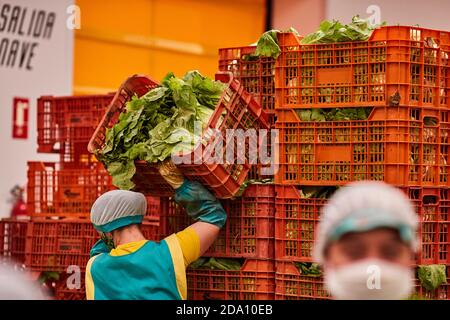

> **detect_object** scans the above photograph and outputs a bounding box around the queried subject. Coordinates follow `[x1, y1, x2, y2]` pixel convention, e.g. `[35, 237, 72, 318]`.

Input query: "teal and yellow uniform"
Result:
[85, 180, 226, 300]
[86, 228, 200, 300]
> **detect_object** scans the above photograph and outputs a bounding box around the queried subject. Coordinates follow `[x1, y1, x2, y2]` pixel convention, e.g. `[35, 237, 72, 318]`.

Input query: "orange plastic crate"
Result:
[0, 219, 28, 265]
[146, 196, 160, 218]
[159, 184, 275, 259]
[275, 261, 330, 300]
[27, 161, 113, 219]
[187, 259, 275, 300]
[218, 48, 276, 181]
[58, 141, 100, 170]
[219, 46, 276, 116]
[275, 185, 450, 264]
[24, 220, 97, 272]
[247, 114, 276, 181]
[275, 261, 450, 300]
[411, 188, 450, 264]
[275, 107, 450, 187]
[88, 72, 270, 199]
[37, 94, 114, 153]
[22, 219, 159, 272]
[274, 185, 326, 262]
[275, 26, 450, 109]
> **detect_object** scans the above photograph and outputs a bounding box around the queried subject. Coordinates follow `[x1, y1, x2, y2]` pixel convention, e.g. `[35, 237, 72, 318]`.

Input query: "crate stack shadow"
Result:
[220, 25, 450, 300]
[0, 94, 160, 300]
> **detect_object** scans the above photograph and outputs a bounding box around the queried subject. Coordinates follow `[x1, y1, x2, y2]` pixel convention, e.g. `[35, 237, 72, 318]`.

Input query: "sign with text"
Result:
[0, 0, 73, 219]
[12, 97, 29, 139]
[0, 3, 56, 71]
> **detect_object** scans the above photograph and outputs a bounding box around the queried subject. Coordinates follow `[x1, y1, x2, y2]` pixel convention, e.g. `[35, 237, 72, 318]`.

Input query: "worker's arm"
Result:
[173, 223, 216, 267]
[173, 179, 226, 257]
[159, 160, 227, 261]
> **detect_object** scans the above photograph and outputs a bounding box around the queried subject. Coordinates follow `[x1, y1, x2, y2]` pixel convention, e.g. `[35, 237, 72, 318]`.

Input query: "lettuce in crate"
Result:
[98, 71, 226, 190]
[301, 15, 385, 44]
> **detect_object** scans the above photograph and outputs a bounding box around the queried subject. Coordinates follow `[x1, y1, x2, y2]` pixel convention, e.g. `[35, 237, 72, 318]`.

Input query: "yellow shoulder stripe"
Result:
[109, 240, 148, 256]
[175, 227, 201, 268]
[164, 234, 187, 300]
[85, 255, 100, 300]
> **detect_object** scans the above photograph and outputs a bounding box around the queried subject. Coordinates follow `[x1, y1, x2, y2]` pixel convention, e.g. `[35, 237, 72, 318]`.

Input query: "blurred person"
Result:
[314, 181, 418, 300]
[9, 185, 28, 220]
[0, 263, 45, 300]
[85, 160, 227, 300]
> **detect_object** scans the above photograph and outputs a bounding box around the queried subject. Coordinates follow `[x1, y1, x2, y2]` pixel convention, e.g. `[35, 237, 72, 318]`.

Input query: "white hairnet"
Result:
[314, 181, 418, 264]
[0, 263, 46, 300]
[90, 190, 147, 232]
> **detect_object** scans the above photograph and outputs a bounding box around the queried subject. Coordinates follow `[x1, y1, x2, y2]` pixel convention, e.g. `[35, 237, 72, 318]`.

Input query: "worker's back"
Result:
[86, 235, 186, 300]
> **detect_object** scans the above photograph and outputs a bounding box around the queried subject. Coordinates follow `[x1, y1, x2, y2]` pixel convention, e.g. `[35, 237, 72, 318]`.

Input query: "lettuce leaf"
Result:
[294, 262, 322, 277]
[253, 27, 299, 59]
[418, 265, 447, 291]
[296, 107, 373, 122]
[301, 15, 384, 44]
[188, 257, 243, 271]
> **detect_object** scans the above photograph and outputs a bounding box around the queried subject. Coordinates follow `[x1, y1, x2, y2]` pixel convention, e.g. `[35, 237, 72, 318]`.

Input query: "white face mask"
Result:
[324, 258, 414, 300]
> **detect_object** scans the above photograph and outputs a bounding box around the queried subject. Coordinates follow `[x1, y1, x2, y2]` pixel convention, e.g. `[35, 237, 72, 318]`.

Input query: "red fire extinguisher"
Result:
[10, 185, 28, 219]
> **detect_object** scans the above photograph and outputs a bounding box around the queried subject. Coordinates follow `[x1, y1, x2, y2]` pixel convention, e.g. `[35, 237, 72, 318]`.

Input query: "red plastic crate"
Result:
[275, 26, 450, 109]
[410, 188, 450, 264]
[55, 285, 85, 300]
[88, 72, 270, 199]
[0, 219, 28, 265]
[187, 259, 275, 300]
[23, 219, 159, 272]
[146, 196, 160, 218]
[160, 184, 275, 259]
[58, 141, 100, 169]
[275, 185, 450, 264]
[218, 46, 276, 116]
[274, 185, 326, 262]
[24, 220, 97, 272]
[275, 107, 450, 187]
[37, 93, 115, 153]
[27, 161, 113, 219]
[275, 261, 330, 300]
[275, 261, 450, 300]
[27, 161, 161, 220]
[247, 115, 276, 181]
[219, 48, 276, 181]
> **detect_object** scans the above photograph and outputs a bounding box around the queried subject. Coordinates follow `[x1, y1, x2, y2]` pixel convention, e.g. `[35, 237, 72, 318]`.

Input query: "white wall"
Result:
[0, 0, 73, 217]
[326, 0, 450, 31]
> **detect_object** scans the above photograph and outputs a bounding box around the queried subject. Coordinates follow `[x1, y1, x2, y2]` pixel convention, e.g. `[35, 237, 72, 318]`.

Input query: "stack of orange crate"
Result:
[273, 26, 450, 300]
[144, 49, 281, 301]
[219, 25, 450, 300]
[158, 184, 276, 300]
